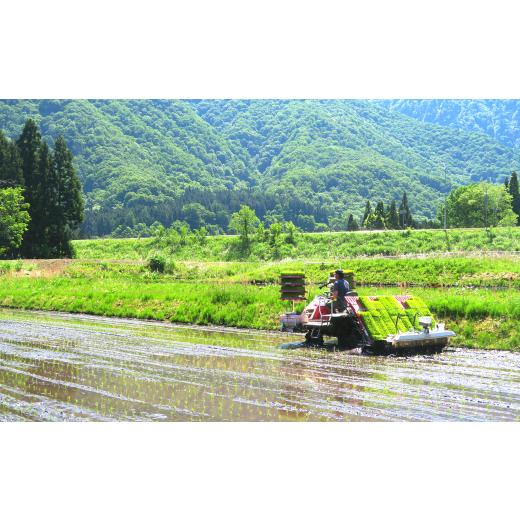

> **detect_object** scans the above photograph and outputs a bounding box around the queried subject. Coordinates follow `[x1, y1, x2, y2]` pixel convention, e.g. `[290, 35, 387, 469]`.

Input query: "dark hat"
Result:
[335, 269, 344, 277]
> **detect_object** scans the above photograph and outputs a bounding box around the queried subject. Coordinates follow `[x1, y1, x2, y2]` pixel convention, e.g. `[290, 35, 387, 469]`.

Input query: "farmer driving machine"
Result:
[280, 270, 455, 355]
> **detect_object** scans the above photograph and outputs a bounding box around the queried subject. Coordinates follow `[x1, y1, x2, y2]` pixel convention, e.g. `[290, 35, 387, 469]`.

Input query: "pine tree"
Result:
[386, 200, 399, 229]
[399, 192, 412, 228]
[0, 130, 23, 187]
[16, 119, 41, 185]
[38, 141, 55, 256]
[373, 201, 386, 229]
[47, 136, 84, 256]
[16, 121, 84, 257]
[507, 171, 520, 225]
[346, 213, 359, 231]
[17, 119, 45, 256]
[362, 200, 372, 227]
[23, 140, 54, 257]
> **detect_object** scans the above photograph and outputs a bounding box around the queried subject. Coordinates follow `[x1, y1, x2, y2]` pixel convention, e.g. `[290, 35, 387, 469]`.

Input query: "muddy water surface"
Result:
[0, 309, 519, 421]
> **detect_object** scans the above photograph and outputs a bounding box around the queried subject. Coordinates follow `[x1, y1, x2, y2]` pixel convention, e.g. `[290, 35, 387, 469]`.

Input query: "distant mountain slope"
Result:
[0, 99, 249, 201]
[191, 99, 518, 219]
[378, 99, 520, 149]
[0, 99, 518, 235]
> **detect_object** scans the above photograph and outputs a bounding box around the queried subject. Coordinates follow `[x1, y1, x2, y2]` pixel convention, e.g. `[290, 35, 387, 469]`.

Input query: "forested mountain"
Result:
[0, 99, 518, 236]
[378, 100, 520, 150]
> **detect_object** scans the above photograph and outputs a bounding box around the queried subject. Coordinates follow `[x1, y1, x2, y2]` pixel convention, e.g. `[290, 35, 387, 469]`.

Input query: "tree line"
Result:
[102, 176, 520, 242]
[0, 120, 84, 258]
[356, 174, 520, 231]
[353, 192, 414, 231]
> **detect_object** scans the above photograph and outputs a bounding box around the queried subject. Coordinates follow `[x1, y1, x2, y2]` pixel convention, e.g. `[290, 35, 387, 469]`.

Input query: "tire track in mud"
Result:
[0, 309, 519, 421]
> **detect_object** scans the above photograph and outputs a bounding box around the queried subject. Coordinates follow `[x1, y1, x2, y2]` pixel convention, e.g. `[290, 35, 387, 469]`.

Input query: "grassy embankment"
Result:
[0, 254, 518, 351]
[72, 227, 520, 261]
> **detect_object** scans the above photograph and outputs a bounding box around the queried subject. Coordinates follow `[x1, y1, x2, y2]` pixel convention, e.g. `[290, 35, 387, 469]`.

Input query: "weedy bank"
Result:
[63, 255, 520, 289]
[73, 227, 520, 261]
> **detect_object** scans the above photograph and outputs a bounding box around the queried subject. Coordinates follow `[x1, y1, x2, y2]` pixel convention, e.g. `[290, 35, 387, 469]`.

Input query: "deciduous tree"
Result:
[0, 187, 30, 257]
[229, 205, 260, 253]
[441, 183, 515, 228]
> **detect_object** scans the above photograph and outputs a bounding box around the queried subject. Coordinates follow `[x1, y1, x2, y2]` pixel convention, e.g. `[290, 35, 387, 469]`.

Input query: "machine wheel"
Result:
[305, 330, 324, 347]
[336, 331, 350, 349]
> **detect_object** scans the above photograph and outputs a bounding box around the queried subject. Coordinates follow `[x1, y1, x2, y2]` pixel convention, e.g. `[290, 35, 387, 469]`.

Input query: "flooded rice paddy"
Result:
[0, 308, 519, 421]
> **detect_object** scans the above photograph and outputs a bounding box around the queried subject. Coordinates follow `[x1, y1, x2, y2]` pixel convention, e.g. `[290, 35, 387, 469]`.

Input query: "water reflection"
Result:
[0, 309, 519, 421]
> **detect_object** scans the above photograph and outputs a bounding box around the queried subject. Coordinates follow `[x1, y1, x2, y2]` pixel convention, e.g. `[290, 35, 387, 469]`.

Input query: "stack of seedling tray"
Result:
[280, 273, 306, 301]
[358, 295, 435, 341]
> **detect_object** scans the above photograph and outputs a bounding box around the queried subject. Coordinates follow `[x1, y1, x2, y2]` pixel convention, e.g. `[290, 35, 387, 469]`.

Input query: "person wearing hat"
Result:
[331, 269, 350, 312]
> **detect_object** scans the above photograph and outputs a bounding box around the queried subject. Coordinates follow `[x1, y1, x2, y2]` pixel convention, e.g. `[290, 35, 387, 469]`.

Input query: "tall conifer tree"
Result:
[373, 201, 386, 229]
[48, 136, 84, 256]
[15, 120, 84, 257]
[399, 192, 412, 228]
[17, 119, 45, 256]
[387, 200, 399, 229]
[362, 200, 372, 227]
[346, 213, 359, 231]
[507, 171, 520, 224]
[0, 130, 23, 187]
[37, 140, 55, 256]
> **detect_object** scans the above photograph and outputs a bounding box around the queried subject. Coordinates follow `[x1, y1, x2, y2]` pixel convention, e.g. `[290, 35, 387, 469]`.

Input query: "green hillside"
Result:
[1, 99, 518, 235]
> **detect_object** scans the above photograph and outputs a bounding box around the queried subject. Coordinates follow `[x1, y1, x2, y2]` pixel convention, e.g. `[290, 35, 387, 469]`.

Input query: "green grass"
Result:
[347, 256, 520, 288]
[73, 227, 520, 261]
[0, 276, 288, 329]
[0, 260, 35, 274]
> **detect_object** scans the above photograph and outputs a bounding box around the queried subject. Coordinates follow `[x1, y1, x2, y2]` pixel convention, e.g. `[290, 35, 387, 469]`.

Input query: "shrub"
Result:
[148, 254, 167, 273]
